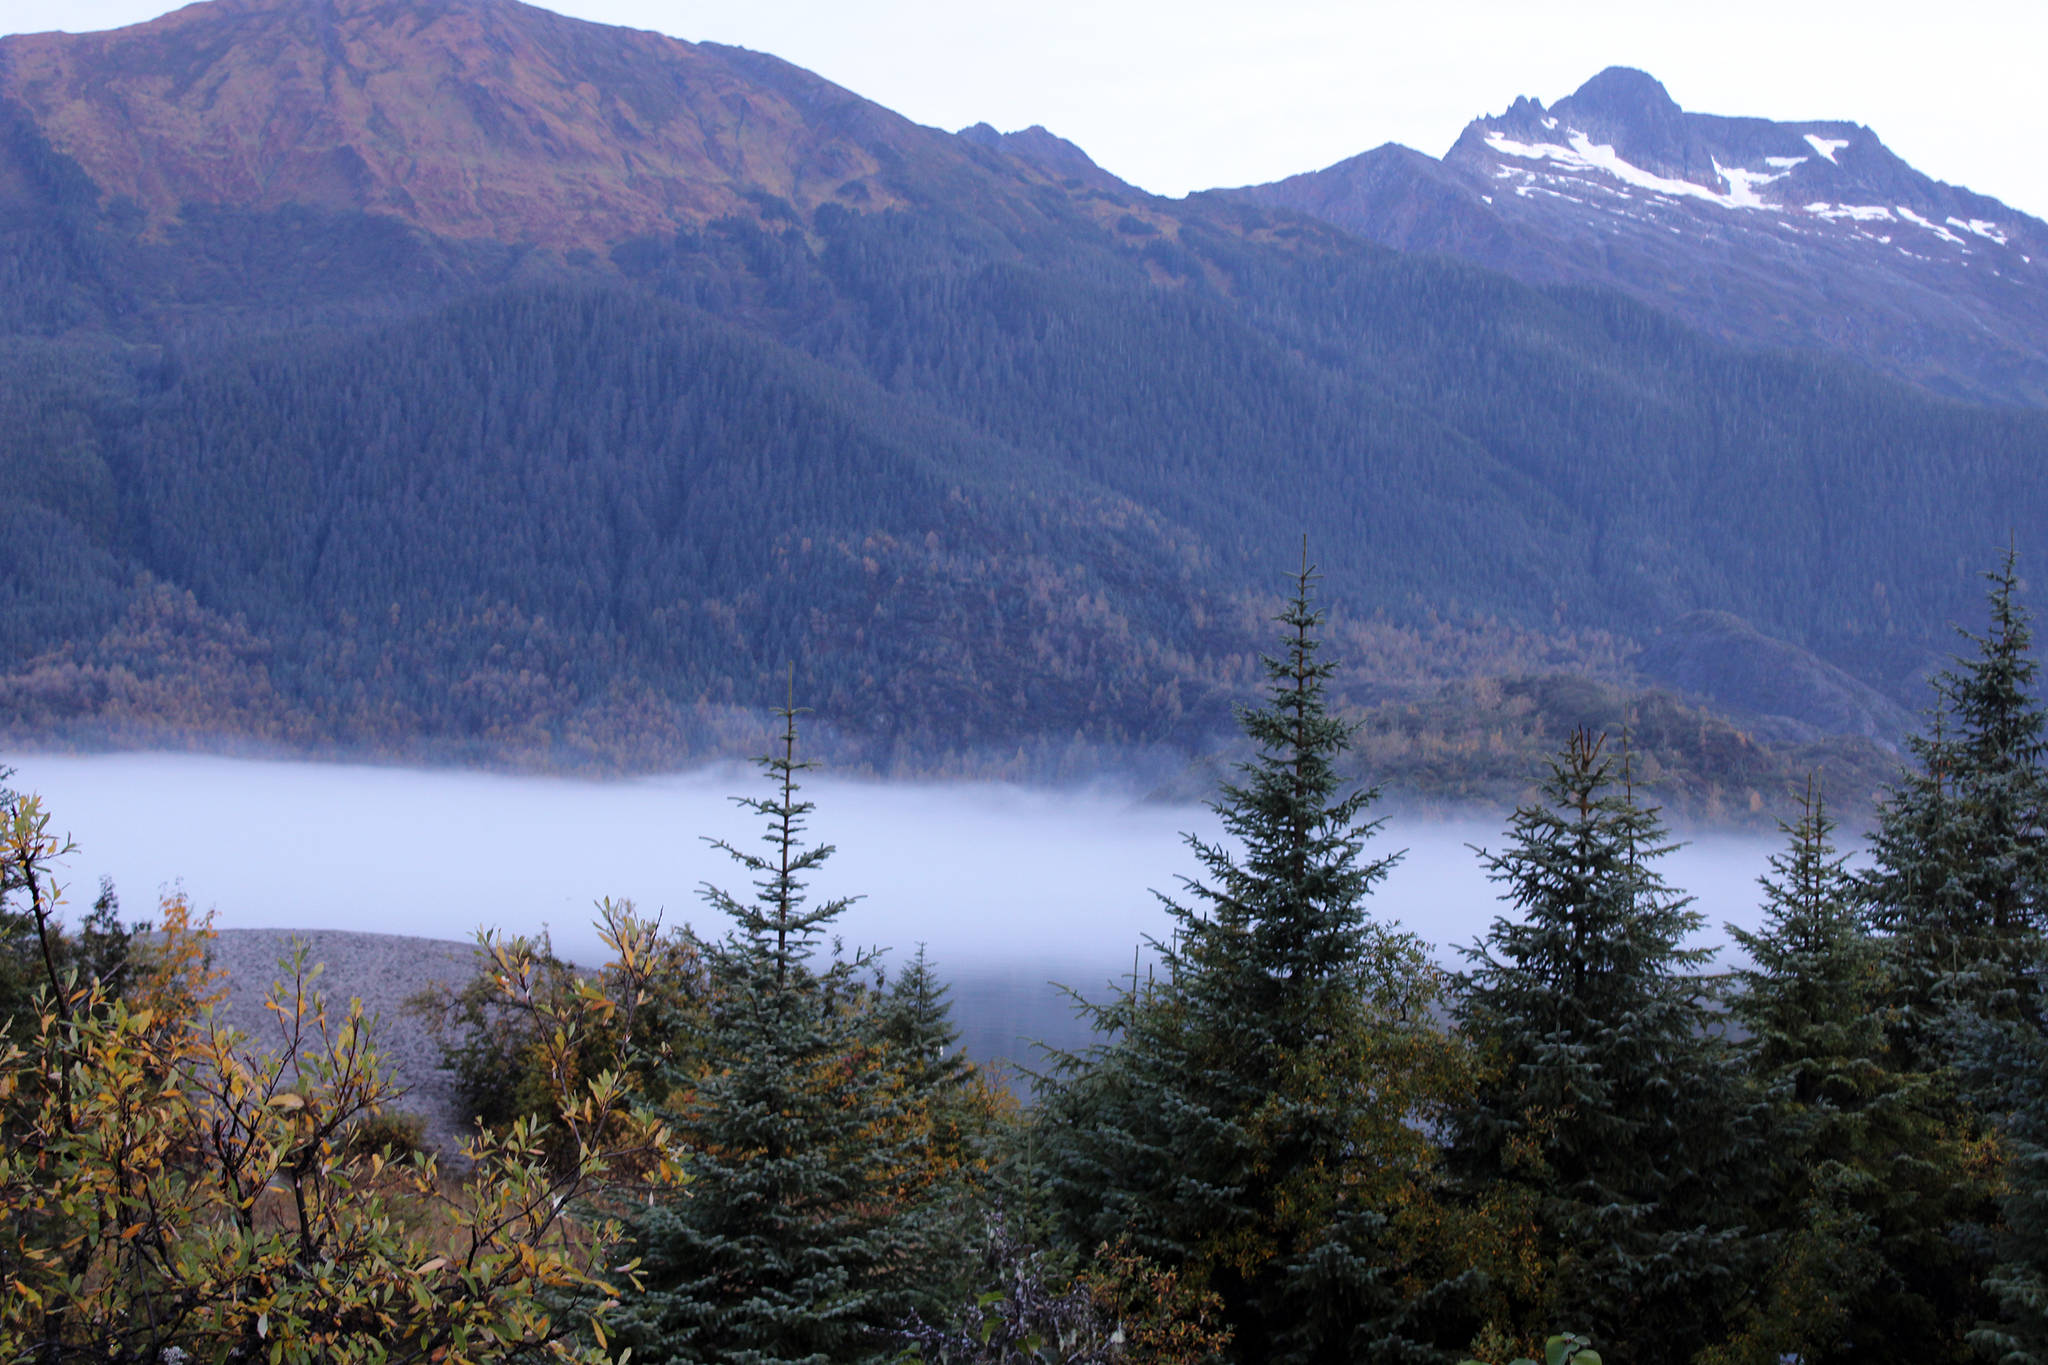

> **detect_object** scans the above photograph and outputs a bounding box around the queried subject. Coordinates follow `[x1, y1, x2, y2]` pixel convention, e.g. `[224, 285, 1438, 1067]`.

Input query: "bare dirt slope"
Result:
[205, 928, 482, 1154]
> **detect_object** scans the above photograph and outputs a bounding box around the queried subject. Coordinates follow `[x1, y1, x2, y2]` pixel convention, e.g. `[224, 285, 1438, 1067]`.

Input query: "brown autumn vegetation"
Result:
[0, 785, 685, 1364]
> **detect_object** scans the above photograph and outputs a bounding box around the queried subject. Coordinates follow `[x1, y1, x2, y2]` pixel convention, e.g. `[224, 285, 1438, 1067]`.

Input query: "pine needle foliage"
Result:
[1451, 729, 1757, 1365]
[1863, 545, 2048, 1062]
[1954, 948, 2048, 1365]
[1732, 780, 1880, 1101]
[613, 700, 924, 1365]
[876, 946, 994, 1194]
[1850, 549, 2048, 1359]
[869, 945, 1019, 1311]
[878, 946, 976, 1119]
[1714, 780, 1982, 1364]
[1037, 552, 1476, 1365]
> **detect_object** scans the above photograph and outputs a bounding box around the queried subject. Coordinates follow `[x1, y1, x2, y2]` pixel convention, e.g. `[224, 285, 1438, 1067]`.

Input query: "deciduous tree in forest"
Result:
[414, 919, 711, 1171]
[0, 783, 682, 1364]
[1449, 729, 1759, 1365]
[0, 768, 139, 1034]
[1036, 552, 1477, 1364]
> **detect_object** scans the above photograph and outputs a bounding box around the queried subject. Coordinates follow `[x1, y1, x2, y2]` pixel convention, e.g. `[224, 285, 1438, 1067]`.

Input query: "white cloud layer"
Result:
[12, 752, 1789, 973]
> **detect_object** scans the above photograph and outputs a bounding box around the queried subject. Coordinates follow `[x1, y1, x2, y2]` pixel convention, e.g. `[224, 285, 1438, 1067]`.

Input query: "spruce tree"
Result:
[870, 943, 1013, 1307]
[1036, 553, 1474, 1364]
[1450, 729, 1757, 1365]
[1730, 780, 1873, 1091]
[1954, 959, 2048, 1365]
[876, 945, 990, 1187]
[613, 701, 922, 1365]
[1716, 781, 1980, 1364]
[1863, 545, 2048, 1062]
[878, 947, 975, 1115]
[1850, 549, 2047, 1360]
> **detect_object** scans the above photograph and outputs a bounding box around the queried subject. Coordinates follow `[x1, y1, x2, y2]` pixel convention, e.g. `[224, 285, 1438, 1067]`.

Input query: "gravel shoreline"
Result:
[204, 928, 484, 1153]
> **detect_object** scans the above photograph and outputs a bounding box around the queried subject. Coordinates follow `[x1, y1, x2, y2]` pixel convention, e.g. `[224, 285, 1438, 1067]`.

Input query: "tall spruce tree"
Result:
[1851, 549, 2048, 1360]
[612, 700, 924, 1365]
[1714, 781, 1981, 1365]
[1954, 952, 2048, 1365]
[877, 946, 990, 1186]
[1450, 730, 1757, 1365]
[870, 944, 1012, 1305]
[1036, 552, 1475, 1365]
[1863, 545, 2048, 1062]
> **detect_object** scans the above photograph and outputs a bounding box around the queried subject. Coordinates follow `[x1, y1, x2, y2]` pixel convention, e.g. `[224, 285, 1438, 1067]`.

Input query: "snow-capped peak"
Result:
[1482, 129, 1797, 213]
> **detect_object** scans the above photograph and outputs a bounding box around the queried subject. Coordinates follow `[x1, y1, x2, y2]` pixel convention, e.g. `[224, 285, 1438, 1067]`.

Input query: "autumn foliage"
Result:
[0, 789, 681, 1365]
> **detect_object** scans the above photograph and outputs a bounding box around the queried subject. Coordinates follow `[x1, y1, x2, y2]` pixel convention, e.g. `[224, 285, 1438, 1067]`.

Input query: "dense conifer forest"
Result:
[4, 147, 2047, 796]
[6, 554, 2048, 1364]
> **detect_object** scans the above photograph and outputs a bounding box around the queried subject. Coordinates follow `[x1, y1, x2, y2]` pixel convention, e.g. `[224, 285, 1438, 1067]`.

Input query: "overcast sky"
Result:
[3, 0, 2043, 219]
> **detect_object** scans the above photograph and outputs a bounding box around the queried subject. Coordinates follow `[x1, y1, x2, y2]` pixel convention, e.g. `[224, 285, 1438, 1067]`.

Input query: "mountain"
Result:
[0, 0, 1170, 250]
[956, 122, 1132, 196]
[1636, 611, 1917, 747]
[0, 0, 1236, 347]
[1229, 67, 2048, 406]
[0, 1, 2040, 818]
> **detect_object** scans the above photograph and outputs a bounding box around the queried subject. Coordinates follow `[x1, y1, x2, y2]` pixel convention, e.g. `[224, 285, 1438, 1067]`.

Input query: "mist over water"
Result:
[7, 752, 1819, 1068]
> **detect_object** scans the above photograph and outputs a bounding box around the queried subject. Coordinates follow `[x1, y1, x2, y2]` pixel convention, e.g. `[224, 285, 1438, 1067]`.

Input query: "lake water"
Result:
[4, 752, 1812, 1069]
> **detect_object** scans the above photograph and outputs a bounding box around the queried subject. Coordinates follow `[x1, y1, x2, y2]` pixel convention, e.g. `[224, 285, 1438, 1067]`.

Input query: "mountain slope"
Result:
[0, 1, 2040, 812]
[1229, 67, 2048, 406]
[0, 0, 1097, 248]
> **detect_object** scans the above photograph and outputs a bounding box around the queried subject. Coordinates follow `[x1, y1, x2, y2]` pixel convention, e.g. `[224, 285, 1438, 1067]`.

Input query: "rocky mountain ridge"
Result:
[0, 0, 1183, 252]
[1230, 67, 2048, 405]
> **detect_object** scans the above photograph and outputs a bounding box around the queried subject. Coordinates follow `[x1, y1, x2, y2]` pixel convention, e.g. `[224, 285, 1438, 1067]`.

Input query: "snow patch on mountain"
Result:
[1806, 203, 1894, 223]
[1949, 217, 2009, 245]
[1232, 65, 2048, 405]
[1485, 130, 1791, 212]
[1896, 205, 1966, 245]
[1717, 161, 1795, 209]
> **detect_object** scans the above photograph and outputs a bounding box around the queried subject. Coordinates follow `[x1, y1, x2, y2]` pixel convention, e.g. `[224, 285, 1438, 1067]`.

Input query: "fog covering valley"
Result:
[11, 751, 1808, 1068]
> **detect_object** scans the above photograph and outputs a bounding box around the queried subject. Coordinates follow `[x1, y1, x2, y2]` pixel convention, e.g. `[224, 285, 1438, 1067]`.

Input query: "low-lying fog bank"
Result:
[7, 752, 1848, 1068]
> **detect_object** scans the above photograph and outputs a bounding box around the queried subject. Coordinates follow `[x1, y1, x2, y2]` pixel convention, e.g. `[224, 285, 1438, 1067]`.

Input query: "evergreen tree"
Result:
[1450, 729, 1757, 1365]
[1863, 545, 2048, 1062]
[1731, 780, 1873, 1091]
[878, 946, 975, 1115]
[1850, 548, 2048, 1360]
[1036, 553, 1475, 1364]
[1715, 781, 1981, 1364]
[613, 700, 923, 1365]
[876, 945, 990, 1188]
[869, 944, 1014, 1308]
[1954, 956, 2048, 1365]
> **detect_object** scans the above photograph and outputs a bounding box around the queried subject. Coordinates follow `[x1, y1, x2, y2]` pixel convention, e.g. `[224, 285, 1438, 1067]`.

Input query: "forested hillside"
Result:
[11, 560, 2048, 1363]
[0, 0, 2043, 806]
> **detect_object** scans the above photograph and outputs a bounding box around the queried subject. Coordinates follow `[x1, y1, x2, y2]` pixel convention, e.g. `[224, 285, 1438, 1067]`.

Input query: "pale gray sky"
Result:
[3, 0, 2042, 219]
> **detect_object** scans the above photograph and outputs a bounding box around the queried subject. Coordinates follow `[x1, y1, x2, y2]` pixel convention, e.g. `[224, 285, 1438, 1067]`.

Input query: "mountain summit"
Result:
[1229, 68, 2048, 404]
[0, 0, 1166, 251]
